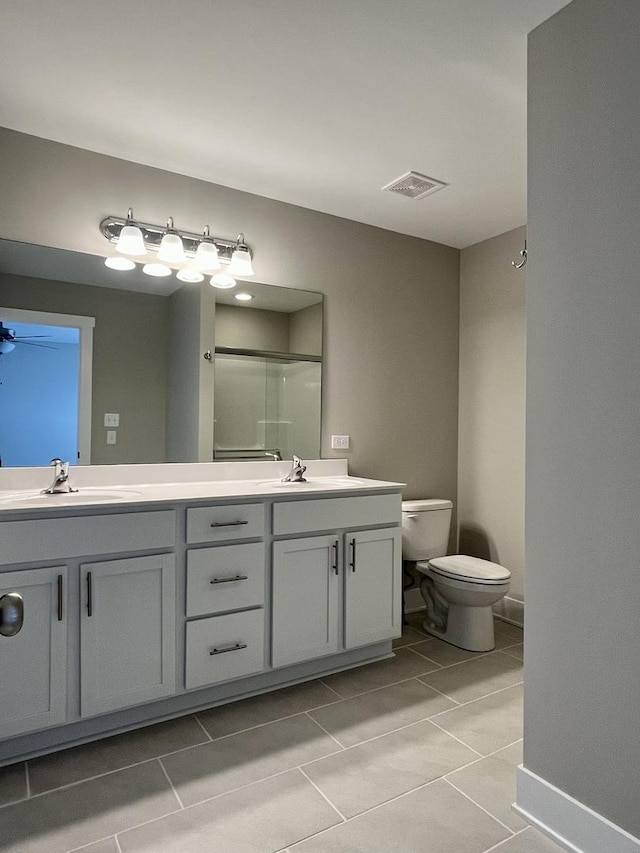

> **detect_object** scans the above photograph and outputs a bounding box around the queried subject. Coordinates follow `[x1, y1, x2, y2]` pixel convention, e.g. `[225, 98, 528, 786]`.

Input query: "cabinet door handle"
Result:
[57, 574, 63, 622]
[209, 574, 249, 585]
[332, 540, 339, 574]
[210, 520, 249, 528]
[349, 538, 357, 572]
[87, 571, 93, 617]
[209, 642, 248, 656]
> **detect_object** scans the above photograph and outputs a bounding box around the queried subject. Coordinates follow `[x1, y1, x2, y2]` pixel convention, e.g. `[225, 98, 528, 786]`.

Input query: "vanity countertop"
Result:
[0, 460, 404, 514]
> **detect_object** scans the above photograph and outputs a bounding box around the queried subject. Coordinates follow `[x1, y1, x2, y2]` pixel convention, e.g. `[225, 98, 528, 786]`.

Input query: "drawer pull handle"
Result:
[349, 538, 357, 572]
[209, 574, 249, 585]
[210, 520, 250, 528]
[57, 574, 63, 622]
[209, 642, 248, 656]
[87, 571, 93, 617]
[332, 540, 339, 575]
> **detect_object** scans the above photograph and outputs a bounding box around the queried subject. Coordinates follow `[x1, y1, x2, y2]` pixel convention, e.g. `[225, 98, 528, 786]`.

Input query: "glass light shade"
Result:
[0, 340, 16, 354]
[105, 256, 136, 271]
[116, 224, 146, 256]
[194, 241, 220, 272]
[142, 262, 172, 277]
[157, 232, 186, 263]
[227, 246, 254, 277]
[235, 292, 253, 301]
[210, 272, 236, 289]
[177, 266, 205, 283]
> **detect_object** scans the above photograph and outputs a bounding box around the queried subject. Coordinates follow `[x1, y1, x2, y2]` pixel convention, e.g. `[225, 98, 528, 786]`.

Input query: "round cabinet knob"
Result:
[0, 592, 24, 637]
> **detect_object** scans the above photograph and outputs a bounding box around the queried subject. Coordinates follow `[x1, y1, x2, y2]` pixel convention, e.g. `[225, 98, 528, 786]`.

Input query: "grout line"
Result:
[482, 827, 532, 853]
[114, 835, 124, 853]
[318, 679, 344, 699]
[427, 718, 485, 757]
[61, 834, 122, 853]
[24, 760, 31, 799]
[298, 766, 347, 822]
[192, 713, 214, 742]
[304, 712, 346, 750]
[427, 679, 525, 719]
[444, 777, 517, 835]
[158, 758, 185, 810]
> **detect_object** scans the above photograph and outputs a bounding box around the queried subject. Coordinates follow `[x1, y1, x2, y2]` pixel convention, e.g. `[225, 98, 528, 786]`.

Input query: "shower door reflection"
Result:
[213, 353, 321, 461]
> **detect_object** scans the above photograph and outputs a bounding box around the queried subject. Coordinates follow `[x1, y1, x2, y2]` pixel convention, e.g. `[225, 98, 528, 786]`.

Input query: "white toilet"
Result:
[401, 499, 511, 652]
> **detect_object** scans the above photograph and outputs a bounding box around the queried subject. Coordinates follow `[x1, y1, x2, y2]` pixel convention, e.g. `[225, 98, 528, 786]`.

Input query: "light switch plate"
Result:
[104, 413, 120, 427]
[106, 430, 117, 445]
[331, 435, 350, 450]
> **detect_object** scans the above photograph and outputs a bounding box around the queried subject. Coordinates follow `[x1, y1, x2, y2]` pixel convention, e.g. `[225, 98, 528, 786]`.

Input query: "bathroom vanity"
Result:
[0, 460, 403, 765]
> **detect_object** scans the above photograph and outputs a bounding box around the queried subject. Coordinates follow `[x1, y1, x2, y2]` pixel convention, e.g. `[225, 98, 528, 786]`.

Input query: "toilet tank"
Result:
[401, 499, 453, 561]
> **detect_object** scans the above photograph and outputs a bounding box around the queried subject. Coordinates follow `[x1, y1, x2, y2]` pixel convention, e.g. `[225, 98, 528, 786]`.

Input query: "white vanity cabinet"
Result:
[271, 494, 403, 668]
[0, 566, 68, 740]
[80, 554, 176, 717]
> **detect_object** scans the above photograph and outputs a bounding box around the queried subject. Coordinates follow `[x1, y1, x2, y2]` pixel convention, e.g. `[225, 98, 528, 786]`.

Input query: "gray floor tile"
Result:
[308, 678, 457, 747]
[392, 625, 428, 648]
[446, 741, 527, 831]
[68, 839, 120, 853]
[161, 713, 340, 808]
[290, 778, 510, 852]
[321, 647, 441, 698]
[302, 718, 478, 818]
[494, 620, 524, 642]
[197, 680, 339, 740]
[410, 637, 488, 667]
[0, 762, 27, 806]
[431, 684, 523, 755]
[118, 769, 341, 853]
[502, 643, 524, 661]
[491, 826, 566, 852]
[419, 651, 523, 704]
[0, 760, 178, 853]
[28, 716, 208, 795]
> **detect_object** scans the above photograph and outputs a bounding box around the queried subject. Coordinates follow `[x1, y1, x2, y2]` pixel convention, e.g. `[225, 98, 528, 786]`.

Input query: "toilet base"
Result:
[422, 603, 496, 652]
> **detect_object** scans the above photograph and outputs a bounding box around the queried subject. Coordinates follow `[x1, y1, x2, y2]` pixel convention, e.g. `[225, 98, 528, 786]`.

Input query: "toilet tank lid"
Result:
[402, 499, 453, 512]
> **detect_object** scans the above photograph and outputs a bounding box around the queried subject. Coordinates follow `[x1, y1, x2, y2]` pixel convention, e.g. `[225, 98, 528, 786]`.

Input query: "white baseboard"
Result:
[493, 594, 524, 627]
[515, 765, 640, 853]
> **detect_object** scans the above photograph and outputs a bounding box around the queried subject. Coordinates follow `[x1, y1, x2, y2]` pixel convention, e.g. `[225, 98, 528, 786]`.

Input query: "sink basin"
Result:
[255, 477, 367, 489]
[0, 487, 142, 505]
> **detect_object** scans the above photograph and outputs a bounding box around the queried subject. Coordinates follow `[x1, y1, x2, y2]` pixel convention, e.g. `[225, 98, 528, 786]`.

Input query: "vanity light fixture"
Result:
[104, 256, 136, 271]
[115, 208, 146, 256]
[234, 292, 253, 301]
[100, 210, 254, 283]
[210, 272, 236, 289]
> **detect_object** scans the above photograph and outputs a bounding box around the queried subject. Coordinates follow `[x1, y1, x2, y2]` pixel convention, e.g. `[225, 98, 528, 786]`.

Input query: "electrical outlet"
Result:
[104, 413, 120, 427]
[331, 434, 350, 450]
[106, 430, 117, 445]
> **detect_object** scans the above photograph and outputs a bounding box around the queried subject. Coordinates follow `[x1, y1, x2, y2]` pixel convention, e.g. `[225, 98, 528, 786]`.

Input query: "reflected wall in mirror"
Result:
[0, 239, 323, 468]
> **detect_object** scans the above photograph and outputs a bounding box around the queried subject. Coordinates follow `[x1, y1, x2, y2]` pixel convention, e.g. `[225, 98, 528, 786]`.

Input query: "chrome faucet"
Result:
[282, 454, 307, 483]
[265, 450, 282, 461]
[41, 458, 78, 494]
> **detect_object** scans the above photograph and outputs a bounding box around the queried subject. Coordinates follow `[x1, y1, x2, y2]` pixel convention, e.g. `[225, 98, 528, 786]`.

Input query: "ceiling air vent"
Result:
[381, 171, 448, 200]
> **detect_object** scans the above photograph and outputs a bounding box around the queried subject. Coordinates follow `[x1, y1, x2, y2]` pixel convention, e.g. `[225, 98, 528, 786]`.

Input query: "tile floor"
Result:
[0, 616, 565, 853]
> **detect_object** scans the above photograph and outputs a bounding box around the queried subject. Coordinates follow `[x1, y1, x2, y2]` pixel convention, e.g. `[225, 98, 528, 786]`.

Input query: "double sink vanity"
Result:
[0, 459, 403, 765]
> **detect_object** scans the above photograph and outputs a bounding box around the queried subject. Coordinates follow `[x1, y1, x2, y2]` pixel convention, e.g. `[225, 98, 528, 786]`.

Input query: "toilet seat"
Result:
[428, 555, 511, 586]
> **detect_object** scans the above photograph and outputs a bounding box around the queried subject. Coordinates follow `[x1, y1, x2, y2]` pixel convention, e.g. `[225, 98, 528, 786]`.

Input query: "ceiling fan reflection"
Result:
[0, 321, 57, 355]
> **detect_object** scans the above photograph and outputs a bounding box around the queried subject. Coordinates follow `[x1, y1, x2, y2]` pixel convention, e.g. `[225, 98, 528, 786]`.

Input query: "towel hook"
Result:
[512, 239, 527, 269]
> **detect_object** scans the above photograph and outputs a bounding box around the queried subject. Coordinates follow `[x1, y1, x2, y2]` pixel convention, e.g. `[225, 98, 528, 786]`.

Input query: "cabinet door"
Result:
[80, 554, 176, 717]
[344, 528, 402, 649]
[0, 567, 67, 739]
[272, 535, 340, 667]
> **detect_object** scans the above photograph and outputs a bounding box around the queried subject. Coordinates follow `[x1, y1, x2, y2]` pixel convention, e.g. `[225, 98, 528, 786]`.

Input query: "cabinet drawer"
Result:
[273, 493, 401, 535]
[186, 503, 265, 544]
[187, 543, 265, 617]
[185, 609, 265, 690]
[0, 511, 176, 566]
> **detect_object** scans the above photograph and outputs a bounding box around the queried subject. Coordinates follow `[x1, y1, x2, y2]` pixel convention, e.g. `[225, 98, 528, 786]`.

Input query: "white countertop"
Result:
[0, 460, 404, 514]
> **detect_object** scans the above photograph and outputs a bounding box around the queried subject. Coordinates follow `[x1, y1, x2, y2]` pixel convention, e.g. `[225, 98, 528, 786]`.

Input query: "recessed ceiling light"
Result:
[142, 263, 172, 277]
[235, 292, 253, 301]
[105, 256, 136, 271]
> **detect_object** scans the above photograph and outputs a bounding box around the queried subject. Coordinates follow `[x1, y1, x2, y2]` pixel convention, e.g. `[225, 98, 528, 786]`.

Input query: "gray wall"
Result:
[215, 304, 291, 353]
[458, 227, 526, 603]
[526, 0, 640, 836]
[0, 271, 168, 464]
[0, 128, 460, 497]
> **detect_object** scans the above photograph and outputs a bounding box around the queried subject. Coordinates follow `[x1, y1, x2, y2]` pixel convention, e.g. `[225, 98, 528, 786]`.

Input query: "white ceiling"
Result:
[0, 0, 570, 249]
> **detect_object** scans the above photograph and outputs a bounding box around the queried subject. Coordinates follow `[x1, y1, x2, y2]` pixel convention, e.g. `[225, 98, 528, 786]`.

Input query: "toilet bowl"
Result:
[402, 500, 511, 652]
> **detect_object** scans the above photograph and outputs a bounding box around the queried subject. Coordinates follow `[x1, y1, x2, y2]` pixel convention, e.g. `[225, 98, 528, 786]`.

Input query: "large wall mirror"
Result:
[0, 239, 323, 468]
